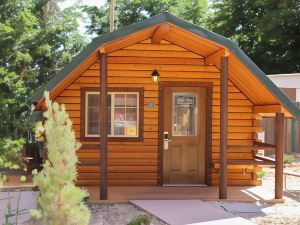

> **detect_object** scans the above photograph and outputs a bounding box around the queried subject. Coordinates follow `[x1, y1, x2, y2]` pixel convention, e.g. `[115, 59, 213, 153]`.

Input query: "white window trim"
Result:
[85, 91, 139, 138]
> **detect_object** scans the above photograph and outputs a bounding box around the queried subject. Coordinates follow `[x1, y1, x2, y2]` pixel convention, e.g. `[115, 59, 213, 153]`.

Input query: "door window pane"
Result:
[172, 93, 198, 136]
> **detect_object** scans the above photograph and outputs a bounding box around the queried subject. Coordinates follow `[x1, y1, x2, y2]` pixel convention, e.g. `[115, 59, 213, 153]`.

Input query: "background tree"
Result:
[0, 0, 86, 167]
[83, 0, 209, 36]
[84, 0, 299, 74]
[209, 0, 300, 74]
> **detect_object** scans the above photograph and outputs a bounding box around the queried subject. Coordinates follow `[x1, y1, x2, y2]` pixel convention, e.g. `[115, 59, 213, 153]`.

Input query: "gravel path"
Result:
[246, 166, 300, 225]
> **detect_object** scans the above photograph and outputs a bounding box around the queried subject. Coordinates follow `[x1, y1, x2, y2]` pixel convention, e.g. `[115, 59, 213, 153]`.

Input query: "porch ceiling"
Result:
[30, 12, 300, 117]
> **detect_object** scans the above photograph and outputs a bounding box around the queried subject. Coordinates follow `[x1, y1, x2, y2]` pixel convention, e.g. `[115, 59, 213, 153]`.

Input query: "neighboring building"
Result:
[28, 13, 300, 200]
[260, 74, 300, 154]
[268, 74, 300, 103]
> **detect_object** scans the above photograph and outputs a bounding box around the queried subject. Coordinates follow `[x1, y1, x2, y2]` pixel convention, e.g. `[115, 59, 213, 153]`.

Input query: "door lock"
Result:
[163, 132, 171, 149]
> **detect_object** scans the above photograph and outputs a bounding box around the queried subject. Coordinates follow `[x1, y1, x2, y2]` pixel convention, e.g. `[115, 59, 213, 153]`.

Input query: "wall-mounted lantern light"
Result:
[151, 69, 160, 84]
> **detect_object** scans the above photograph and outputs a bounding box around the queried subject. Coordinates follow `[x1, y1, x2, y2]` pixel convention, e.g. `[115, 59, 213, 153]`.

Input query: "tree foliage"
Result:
[0, 0, 86, 167]
[31, 92, 90, 225]
[209, 0, 300, 74]
[83, 0, 209, 36]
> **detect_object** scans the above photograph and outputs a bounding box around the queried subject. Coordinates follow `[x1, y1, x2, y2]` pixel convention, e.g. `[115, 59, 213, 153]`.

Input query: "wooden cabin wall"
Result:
[54, 39, 262, 186]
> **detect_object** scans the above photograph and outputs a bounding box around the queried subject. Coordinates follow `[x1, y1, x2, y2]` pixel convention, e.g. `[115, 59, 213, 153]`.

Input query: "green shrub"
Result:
[284, 154, 295, 164]
[0, 174, 9, 184]
[127, 215, 151, 225]
[20, 175, 27, 183]
[257, 169, 268, 178]
[30, 92, 90, 225]
[0, 138, 25, 169]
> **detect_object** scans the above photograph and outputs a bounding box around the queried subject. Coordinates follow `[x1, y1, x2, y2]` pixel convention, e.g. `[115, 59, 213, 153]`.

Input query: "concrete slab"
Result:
[131, 200, 255, 225]
[220, 202, 275, 214]
[0, 191, 38, 224]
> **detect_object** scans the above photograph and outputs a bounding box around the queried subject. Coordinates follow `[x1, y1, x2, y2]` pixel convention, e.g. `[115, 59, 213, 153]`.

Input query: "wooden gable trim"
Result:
[99, 25, 159, 54]
[254, 105, 293, 118]
[166, 24, 224, 52]
[205, 48, 230, 65]
[253, 105, 283, 113]
[151, 23, 170, 44]
[203, 51, 279, 107]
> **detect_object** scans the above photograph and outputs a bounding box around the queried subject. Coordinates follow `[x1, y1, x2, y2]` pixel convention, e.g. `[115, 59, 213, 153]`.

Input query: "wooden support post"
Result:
[275, 112, 284, 199]
[219, 56, 228, 199]
[100, 53, 108, 200]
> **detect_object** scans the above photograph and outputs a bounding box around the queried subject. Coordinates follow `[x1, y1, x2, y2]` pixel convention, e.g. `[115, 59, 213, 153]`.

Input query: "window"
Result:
[82, 88, 143, 141]
[85, 92, 100, 136]
[172, 93, 198, 136]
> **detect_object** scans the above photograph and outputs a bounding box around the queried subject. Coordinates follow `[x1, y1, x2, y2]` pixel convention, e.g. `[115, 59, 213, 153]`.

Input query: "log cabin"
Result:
[29, 13, 300, 200]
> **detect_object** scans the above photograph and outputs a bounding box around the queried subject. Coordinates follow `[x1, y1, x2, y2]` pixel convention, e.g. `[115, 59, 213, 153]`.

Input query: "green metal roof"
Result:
[30, 12, 300, 117]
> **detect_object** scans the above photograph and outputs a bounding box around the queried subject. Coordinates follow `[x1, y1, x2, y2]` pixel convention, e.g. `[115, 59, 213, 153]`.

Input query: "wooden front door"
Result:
[162, 86, 207, 185]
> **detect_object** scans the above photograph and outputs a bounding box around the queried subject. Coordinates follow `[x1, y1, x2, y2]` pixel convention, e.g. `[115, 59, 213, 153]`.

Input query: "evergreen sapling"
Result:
[31, 92, 90, 225]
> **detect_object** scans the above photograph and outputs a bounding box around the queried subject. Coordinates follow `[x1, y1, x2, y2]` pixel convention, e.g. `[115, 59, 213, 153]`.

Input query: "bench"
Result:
[284, 171, 300, 190]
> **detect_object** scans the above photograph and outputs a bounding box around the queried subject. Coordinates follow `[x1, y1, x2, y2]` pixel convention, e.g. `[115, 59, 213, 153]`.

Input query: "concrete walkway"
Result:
[0, 191, 38, 225]
[131, 200, 256, 225]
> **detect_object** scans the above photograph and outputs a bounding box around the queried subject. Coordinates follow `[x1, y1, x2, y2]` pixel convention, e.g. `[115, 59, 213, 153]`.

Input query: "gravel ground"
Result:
[245, 164, 300, 225]
[89, 203, 167, 225]
[208, 158, 300, 225]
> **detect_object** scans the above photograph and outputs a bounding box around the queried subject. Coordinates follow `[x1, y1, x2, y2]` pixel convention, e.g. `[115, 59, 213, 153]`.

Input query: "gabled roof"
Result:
[30, 12, 300, 117]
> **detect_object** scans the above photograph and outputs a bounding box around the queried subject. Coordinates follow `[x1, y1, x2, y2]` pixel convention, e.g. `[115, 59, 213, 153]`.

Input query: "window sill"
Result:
[80, 136, 144, 142]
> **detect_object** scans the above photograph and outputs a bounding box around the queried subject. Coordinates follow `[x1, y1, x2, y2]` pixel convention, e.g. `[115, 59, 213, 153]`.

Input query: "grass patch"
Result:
[127, 215, 151, 225]
[257, 168, 268, 178]
[0, 173, 9, 184]
[284, 154, 295, 164]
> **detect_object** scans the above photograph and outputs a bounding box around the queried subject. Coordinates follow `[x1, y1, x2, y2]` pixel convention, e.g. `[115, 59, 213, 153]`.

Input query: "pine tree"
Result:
[31, 92, 90, 225]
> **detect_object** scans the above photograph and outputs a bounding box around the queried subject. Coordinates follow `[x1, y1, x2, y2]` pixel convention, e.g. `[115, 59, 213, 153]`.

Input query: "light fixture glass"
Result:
[151, 69, 160, 84]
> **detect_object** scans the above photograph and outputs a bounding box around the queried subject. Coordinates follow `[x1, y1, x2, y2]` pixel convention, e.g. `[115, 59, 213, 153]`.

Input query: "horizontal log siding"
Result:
[54, 39, 261, 186]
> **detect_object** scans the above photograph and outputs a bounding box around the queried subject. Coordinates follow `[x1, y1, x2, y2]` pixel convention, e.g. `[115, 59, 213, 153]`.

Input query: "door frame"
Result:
[157, 81, 213, 186]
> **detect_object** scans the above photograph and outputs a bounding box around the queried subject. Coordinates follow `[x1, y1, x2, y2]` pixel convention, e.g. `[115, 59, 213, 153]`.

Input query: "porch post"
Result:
[219, 56, 228, 199]
[100, 53, 108, 200]
[275, 112, 284, 199]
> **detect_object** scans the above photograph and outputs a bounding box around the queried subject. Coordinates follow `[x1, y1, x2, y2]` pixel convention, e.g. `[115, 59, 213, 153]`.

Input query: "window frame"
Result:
[80, 87, 144, 142]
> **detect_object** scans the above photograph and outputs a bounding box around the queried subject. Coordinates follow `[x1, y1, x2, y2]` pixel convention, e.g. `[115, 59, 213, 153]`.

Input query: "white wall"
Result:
[268, 73, 300, 102]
